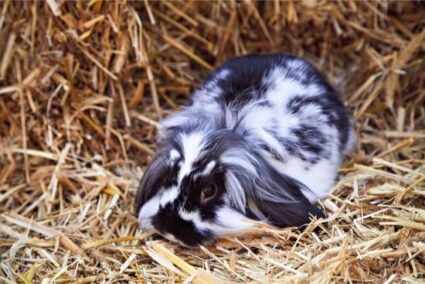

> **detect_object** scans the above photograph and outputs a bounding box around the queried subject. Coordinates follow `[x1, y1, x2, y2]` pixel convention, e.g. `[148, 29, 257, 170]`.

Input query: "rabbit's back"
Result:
[162, 54, 354, 201]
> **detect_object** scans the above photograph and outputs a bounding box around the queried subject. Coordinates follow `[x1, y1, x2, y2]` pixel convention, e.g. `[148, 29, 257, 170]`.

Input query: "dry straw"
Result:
[0, 1, 424, 283]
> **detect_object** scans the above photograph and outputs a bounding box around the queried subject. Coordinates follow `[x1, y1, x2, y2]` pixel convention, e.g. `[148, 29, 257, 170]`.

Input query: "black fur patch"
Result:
[152, 203, 212, 247]
[286, 93, 351, 152]
[291, 124, 328, 164]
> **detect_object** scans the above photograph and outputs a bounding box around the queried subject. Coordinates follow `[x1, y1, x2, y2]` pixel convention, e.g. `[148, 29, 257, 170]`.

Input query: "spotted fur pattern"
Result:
[135, 54, 355, 246]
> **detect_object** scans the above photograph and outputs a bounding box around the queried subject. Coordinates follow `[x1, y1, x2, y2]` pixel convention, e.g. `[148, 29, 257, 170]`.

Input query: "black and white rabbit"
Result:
[135, 54, 355, 246]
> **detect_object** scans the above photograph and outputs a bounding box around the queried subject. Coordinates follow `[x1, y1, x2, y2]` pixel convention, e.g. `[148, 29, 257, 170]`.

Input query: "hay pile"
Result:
[1, 1, 424, 282]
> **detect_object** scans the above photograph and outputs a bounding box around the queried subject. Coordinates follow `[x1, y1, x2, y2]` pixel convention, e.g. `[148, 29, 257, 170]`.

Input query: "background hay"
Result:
[0, 0, 424, 283]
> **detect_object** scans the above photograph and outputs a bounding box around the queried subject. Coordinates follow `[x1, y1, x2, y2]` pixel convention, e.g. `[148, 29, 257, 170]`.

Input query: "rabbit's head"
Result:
[135, 128, 324, 246]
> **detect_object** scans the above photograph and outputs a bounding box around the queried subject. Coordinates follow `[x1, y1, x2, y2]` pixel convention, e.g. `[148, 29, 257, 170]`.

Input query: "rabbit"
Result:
[135, 53, 355, 246]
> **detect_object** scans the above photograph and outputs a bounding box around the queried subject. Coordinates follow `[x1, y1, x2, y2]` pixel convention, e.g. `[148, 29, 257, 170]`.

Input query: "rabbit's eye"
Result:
[201, 184, 218, 204]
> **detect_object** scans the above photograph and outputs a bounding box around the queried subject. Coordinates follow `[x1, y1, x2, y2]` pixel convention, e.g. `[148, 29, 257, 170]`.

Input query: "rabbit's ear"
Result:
[134, 153, 169, 215]
[223, 149, 324, 227]
[247, 161, 325, 227]
[247, 193, 325, 228]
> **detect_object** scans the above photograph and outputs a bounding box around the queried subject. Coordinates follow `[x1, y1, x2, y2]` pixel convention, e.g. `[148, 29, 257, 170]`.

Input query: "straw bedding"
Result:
[0, 1, 424, 283]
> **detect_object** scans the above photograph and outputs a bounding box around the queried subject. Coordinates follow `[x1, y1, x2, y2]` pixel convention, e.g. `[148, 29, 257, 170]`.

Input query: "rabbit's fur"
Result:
[135, 54, 355, 246]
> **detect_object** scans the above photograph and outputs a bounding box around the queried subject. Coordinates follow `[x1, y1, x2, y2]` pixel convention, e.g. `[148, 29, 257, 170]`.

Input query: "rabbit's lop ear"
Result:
[134, 153, 168, 214]
[249, 193, 325, 228]
[243, 158, 325, 228]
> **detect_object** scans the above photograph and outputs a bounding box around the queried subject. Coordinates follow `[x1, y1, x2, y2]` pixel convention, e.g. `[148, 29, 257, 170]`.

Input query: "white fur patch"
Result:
[200, 160, 216, 176]
[287, 59, 304, 70]
[212, 206, 256, 234]
[179, 209, 199, 222]
[216, 68, 230, 80]
[179, 206, 255, 236]
[178, 132, 206, 182]
[199, 100, 221, 117]
[201, 68, 230, 99]
[169, 149, 181, 161]
[160, 113, 191, 130]
[138, 194, 161, 230]
[265, 67, 321, 105]
[160, 186, 179, 206]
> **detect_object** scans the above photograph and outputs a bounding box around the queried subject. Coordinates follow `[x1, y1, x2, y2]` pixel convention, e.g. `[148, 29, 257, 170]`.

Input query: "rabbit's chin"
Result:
[189, 206, 257, 237]
[178, 206, 257, 246]
[146, 205, 257, 247]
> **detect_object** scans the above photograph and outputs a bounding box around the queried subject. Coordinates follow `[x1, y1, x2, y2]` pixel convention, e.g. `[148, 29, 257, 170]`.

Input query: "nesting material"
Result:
[0, 1, 424, 283]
